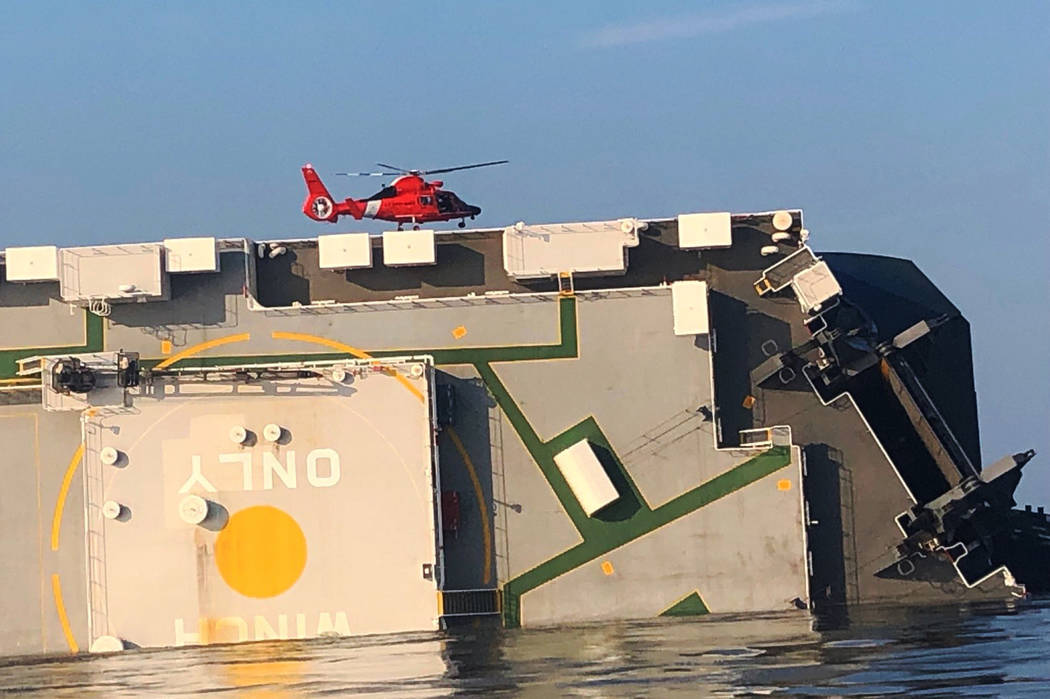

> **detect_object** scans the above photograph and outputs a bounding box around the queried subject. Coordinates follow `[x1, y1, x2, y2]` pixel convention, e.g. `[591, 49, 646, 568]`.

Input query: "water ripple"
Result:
[0, 599, 1047, 696]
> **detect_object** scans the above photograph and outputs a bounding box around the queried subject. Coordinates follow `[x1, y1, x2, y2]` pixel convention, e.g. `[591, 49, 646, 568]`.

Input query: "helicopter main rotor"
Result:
[336, 160, 508, 177]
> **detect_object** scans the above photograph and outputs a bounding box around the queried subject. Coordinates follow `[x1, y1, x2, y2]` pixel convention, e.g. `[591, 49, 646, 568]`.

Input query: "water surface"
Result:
[1, 599, 1047, 696]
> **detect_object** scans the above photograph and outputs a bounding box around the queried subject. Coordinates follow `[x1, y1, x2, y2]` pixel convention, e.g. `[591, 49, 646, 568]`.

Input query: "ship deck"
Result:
[252, 222, 719, 308]
[83, 368, 439, 646]
[0, 209, 1010, 657]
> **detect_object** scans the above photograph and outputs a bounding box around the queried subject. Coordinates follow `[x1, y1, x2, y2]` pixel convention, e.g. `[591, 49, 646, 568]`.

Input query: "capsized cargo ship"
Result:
[1, 209, 1046, 656]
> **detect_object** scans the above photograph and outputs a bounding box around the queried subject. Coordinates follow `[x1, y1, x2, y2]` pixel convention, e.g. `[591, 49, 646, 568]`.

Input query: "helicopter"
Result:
[301, 160, 507, 229]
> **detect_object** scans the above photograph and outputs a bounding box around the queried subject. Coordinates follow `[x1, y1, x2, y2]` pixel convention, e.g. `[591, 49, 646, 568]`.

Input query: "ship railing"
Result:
[574, 286, 667, 301]
[738, 425, 793, 450]
[0, 382, 40, 399]
[248, 290, 558, 315]
[247, 284, 669, 316]
[489, 405, 511, 587]
[16, 356, 44, 376]
[82, 418, 110, 642]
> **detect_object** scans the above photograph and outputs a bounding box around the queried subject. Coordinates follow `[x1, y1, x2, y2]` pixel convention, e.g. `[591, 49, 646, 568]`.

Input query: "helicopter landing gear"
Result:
[397, 223, 404, 231]
[413, 224, 421, 230]
[458, 219, 466, 228]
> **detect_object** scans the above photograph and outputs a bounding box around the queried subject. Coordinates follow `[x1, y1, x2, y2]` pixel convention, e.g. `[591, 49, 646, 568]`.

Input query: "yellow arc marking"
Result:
[447, 427, 492, 585]
[270, 331, 371, 359]
[51, 574, 79, 653]
[51, 444, 84, 551]
[154, 333, 251, 369]
[271, 331, 424, 402]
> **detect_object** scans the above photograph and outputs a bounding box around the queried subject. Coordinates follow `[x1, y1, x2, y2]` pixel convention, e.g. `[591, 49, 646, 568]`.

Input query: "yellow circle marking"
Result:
[215, 505, 307, 598]
[777, 478, 792, 491]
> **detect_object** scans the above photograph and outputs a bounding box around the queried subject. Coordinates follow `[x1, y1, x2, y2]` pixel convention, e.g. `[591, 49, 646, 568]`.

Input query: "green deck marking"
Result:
[660, 592, 709, 617]
[499, 446, 790, 626]
[128, 296, 577, 373]
[0, 311, 104, 378]
[0, 296, 781, 630]
[374, 296, 578, 365]
[0, 294, 787, 630]
[474, 359, 791, 628]
[474, 363, 603, 536]
[1, 297, 575, 378]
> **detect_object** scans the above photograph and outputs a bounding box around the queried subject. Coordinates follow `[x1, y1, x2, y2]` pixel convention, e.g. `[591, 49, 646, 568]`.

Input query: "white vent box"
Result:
[671, 280, 709, 335]
[382, 230, 436, 267]
[4, 245, 60, 282]
[164, 237, 218, 273]
[318, 233, 373, 270]
[677, 212, 732, 249]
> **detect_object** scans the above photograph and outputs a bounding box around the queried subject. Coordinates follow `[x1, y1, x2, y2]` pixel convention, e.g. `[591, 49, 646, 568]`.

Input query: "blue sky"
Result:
[1, 1, 1047, 501]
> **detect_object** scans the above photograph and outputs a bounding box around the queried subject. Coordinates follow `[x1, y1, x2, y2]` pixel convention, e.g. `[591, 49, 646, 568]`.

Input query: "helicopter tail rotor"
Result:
[302, 164, 365, 222]
[302, 165, 338, 221]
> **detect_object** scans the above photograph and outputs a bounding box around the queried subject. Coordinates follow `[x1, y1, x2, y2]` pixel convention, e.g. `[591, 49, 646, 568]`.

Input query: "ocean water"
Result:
[1, 599, 1047, 697]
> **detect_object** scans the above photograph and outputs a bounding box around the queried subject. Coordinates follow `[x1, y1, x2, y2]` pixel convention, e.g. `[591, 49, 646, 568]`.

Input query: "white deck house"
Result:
[502, 219, 642, 280]
[553, 439, 620, 517]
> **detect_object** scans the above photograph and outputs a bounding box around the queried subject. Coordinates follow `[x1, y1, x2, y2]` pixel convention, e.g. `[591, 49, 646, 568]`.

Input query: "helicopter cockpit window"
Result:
[436, 190, 456, 213]
[419, 195, 433, 206]
[367, 186, 398, 200]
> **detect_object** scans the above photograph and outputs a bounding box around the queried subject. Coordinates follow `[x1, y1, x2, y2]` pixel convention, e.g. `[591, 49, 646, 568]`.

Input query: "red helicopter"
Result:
[301, 160, 507, 229]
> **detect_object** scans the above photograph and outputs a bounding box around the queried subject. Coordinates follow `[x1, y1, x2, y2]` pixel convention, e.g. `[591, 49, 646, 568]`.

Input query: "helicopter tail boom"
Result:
[302, 164, 363, 222]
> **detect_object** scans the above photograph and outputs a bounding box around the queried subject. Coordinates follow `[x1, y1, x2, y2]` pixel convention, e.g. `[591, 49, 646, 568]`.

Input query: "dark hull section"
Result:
[741, 248, 1048, 601]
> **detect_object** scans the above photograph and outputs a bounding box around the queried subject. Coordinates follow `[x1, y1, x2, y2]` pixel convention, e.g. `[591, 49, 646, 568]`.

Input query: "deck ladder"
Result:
[558, 271, 575, 296]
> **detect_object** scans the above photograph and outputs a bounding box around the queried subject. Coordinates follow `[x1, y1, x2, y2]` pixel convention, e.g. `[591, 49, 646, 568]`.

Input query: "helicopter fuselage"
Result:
[302, 166, 481, 228]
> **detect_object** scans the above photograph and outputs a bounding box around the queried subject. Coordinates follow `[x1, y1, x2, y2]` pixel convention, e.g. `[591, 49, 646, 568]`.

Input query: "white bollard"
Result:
[772, 211, 793, 231]
[90, 635, 125, 653]
[102, 500, 123, 520]
[263, 423, 284, 443]
[229, 425, 248, 445]
[178, 495, 210, 525]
